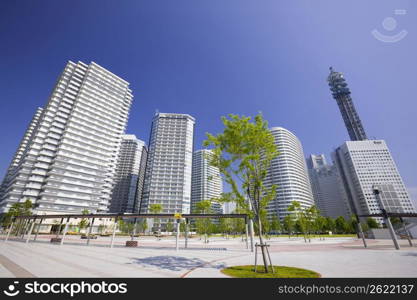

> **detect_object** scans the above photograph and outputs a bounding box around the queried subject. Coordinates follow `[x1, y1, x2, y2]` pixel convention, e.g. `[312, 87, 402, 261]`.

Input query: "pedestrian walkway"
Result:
[1, 236, 416, 278]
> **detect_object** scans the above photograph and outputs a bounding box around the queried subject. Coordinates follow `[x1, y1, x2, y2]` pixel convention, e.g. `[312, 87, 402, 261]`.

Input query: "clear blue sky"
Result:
[0, 0, 416, 203]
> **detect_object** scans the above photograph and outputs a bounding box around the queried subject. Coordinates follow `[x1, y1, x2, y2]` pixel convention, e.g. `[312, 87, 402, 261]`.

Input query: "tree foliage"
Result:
[78, 209, 90, 230]
[204, 114, 278, 222]
[149, 204, 163, 231]
[2, 199, 33, 228]
[366, 217, 380, 229]
[195, 200, 213, 243]
[204, 113, 279, 272]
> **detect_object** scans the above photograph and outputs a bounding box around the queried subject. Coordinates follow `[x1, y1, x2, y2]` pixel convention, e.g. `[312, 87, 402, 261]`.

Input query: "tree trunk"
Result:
[256, 217, 269, 273]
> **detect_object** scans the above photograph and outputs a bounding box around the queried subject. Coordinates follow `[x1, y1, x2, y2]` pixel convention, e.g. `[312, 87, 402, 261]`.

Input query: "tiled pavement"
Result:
[1, 235, 416, 278]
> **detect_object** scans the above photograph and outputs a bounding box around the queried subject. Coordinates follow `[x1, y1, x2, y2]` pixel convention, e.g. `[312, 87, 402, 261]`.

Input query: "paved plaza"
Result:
[1, 235, 417, 278]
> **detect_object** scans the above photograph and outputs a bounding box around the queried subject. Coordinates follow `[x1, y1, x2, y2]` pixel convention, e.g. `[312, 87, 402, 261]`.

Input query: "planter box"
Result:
[50, 237, 62, 243]
[125, 240, 138, 247]
[365, 228, 399, 239]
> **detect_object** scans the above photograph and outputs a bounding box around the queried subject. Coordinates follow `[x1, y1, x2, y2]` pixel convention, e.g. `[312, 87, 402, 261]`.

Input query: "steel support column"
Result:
[25, 219, 36, 244]
[185, 218, 189, 249]
[60, 218, 70, 246]
[34, 218, 43, 241]
[110, 218, 118, 248]
[4, 219, 15, 242]
[86, 218, 95, 246]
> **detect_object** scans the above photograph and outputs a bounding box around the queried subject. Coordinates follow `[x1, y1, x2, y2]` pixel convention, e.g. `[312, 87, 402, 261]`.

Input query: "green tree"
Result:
[270, 215, 281, 234]
[335, 216, 349, 234]
[367, 217, 380, 229]
[283, 214, 295, 237]
[149, 204, 163, 233]
[195, 200, 213, 243]
[166, 220, 174, 233]
[179, 220, 186, 234]
[348, 214, 360, 236]
[219, 217, 233, 239]
[2, 199, 33, 224]
[390, 217, 401, 226]
[78, 209, 90, 232]
[305, 205, 320, 241]
[324, 217, 336, 233]
[360, 222, 369, 233]
[138, 219, 148, 234]
[254, 209, 270, 238]
[288, 201, 309, 242]
[2, 199, 33, 234]
[314, 215, 326, 240]
[204, 113, 278, 273]
[231, 216, 245, 236]
[98, 224, 105, 234]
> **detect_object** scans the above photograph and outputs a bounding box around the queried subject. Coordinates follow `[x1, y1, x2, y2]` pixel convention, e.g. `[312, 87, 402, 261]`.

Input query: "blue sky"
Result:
[0, 0, 416, 204]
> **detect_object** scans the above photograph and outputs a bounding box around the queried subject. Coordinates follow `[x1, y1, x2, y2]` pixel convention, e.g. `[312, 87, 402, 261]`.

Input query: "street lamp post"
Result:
[176, 219, 180, 251]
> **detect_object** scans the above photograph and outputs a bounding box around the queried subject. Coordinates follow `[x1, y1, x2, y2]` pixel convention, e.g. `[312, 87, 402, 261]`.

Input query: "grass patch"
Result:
[221, 265, 320, 278]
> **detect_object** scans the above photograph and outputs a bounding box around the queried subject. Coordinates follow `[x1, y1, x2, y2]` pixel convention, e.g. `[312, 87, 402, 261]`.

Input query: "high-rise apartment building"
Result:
[307, 154, 350, 218]
[0, 108, 44, 202]
[191, 149, 223, 214]
[141, 113, 195, 217]
[264, 127, 314, 220]
[0, 61, 133, 214]
[109, 134, 147, 213]
[327, 67, 367, 141]
[332, 140, 416, 217]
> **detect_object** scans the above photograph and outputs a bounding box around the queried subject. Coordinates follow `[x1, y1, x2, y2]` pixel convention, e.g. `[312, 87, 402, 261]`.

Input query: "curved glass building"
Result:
[264, 127, 314, 220]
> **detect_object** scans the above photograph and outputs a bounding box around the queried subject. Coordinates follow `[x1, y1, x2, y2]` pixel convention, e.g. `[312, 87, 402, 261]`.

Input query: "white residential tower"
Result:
[110, 134, 147, 213]
[141, 113, 195, 217]
[191, 149, 223, 214]
[0, 61, 133, 214]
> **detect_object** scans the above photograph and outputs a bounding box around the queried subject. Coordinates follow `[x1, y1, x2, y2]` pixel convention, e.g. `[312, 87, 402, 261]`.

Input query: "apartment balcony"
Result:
[34, 163, 49, 169]
[28, 176, 44, 182]
[48, 167, 106, 179]
[40, 190, 92, 201]
[22, 190, 40, 197]
[67, 123, 116, 144]
[54, 156, 106, 171]
[65, 129, 114, 148]
[25, 183, 42, 189]
[31, 169, 47, 176]
[62, 139, 110, 156]
[37, 156, 52, 163]
[44, 183, 95, 195]
[56, 149, 107, 164]
[43, 144, 57, 151]
[71, 114, 120, 135]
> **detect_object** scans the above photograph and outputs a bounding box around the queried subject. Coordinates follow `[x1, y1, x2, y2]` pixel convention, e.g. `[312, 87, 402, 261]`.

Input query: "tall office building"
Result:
[191, 149, 223, 214]
[264, 127, 314, 220]
[327, 67, 367, 141]
[141, 113, 195, 218]
[109, 135, 147, 213]
[307, 154, 350, 218]
[0, 61, 133, 214]
[332, 140, 416, 217]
